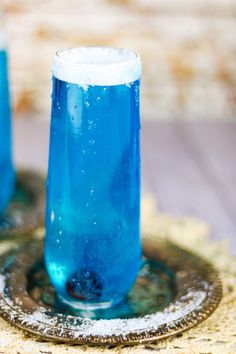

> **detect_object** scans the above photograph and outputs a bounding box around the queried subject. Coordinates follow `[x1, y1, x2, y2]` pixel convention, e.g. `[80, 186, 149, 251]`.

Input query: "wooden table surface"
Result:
[13, 118, 236, 254]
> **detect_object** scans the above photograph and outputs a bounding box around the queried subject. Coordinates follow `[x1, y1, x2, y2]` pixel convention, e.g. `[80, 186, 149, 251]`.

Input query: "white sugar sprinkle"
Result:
[0, 274, 5, 292]
[0, 269, 207, 340]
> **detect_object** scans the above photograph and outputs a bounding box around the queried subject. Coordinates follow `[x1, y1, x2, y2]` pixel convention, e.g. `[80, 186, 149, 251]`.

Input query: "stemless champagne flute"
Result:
[0, 13, 15, 214]
[45, 47, 142, 310]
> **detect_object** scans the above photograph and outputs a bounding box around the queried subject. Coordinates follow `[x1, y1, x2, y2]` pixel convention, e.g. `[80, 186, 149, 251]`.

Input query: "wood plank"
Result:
[13, 118, 236, 252]
[141, 121, 236, 251]
[180, 122, 236, 220]
[177, 121, 236, 249]
[13, 117, 50, 172]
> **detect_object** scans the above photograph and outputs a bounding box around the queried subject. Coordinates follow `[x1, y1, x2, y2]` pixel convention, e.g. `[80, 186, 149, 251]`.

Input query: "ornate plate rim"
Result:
[0, 237, 222, 346]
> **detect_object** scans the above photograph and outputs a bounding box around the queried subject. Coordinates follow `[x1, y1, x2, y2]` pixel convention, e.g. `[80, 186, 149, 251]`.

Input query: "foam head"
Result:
[53, 47, 142, 86]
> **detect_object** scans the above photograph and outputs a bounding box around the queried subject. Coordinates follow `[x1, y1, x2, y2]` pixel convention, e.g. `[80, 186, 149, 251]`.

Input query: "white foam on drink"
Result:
[53, 47, 142, 86]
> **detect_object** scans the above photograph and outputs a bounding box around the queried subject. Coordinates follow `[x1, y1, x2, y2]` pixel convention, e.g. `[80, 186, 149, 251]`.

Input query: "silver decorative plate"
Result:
[0, 171, 45, 239]
[0, 236, 222, 346]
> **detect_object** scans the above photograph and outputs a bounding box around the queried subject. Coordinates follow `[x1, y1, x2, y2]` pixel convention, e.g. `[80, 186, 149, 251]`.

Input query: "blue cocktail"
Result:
[45, 47, 142, 310]
[0, 30, 14, 214]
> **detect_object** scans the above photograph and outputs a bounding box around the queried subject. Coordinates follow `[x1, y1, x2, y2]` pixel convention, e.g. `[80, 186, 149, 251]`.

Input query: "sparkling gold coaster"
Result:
[0, 236, 222, 346]
[0, 171, 45, 239]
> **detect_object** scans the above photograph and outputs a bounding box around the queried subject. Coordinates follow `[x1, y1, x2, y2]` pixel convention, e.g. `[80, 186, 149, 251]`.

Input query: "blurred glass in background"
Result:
[0, 10, 14, 214]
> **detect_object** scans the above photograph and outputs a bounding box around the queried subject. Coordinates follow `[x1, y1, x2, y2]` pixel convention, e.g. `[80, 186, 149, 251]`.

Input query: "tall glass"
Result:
[0, 17, 14, 214]
[45, 47, 142, 310]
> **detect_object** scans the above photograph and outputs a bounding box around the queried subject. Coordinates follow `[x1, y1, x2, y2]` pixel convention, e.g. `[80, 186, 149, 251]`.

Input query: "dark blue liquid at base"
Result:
[45, 77, 141, 308]
[0, 50, 14, 215]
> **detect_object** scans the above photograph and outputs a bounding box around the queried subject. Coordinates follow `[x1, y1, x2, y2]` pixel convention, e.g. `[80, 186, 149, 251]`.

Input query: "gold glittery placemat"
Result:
[0, 195, 235, 354]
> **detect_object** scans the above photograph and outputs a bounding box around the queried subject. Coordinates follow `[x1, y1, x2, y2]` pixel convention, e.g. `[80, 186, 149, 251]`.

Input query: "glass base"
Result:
[59, 295, 123, 311]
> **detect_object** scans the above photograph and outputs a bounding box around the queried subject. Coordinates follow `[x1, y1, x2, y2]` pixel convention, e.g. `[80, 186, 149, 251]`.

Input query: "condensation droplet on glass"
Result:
[56, 239, 60, 243]
[88, 120, 93, 130]
[59, 230, 62, 235]
[81, 169, 86, 175]
[82, 149, 86, 155]
[96, 96, 101, 101]
[135, 85, 140, 104]
[50, 210, 55, 222]
[90, 188, 95, 196]
[85, 102, 90, 108]
[89, 139, 95, 146]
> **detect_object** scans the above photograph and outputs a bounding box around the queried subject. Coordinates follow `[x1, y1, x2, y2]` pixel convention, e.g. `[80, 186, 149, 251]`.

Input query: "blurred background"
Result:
[1, 0, 236, 251]
[2, 0, 236, 120]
